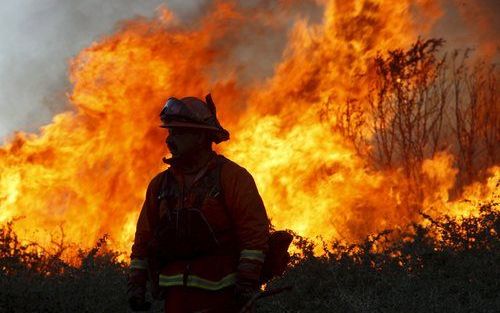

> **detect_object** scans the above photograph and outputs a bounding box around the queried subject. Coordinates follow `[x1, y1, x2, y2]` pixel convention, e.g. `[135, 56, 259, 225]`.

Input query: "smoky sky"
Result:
[0, 0, 208, 140]
[0, 0, 498, 141]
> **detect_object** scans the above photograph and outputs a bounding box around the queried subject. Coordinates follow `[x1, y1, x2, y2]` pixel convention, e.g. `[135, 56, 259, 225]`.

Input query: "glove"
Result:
[234, 260, 262, 305]
[127, 269, 151, 311]
[234, 281, 257, 305]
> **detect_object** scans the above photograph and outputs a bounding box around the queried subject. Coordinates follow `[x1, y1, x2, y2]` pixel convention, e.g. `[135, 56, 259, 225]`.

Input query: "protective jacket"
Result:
[130, 153, 269, 293]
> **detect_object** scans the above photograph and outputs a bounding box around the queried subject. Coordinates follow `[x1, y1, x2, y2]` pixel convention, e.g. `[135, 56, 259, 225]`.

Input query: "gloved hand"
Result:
[127, 269, 151, 311]
[234, 280, 257, 305]
[234, 260, 262, 305]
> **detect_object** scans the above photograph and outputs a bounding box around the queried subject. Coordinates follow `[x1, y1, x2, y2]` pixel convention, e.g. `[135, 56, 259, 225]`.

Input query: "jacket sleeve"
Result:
[130, 173, 163, 270]
[222, 164, 269, 266]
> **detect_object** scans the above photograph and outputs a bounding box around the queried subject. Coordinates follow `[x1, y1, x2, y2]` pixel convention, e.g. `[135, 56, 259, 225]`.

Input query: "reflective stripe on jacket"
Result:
[130, 258, 148, 270]
[159, 273, 236, 290]
[240, 249, 266, 262]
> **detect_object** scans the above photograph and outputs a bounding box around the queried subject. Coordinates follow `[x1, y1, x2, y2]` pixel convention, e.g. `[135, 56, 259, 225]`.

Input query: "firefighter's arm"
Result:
[130, 172, 163, 263]
[128, 174, 162, 310]
[223, 166, 269, 289]
[130, 177, 159, 269]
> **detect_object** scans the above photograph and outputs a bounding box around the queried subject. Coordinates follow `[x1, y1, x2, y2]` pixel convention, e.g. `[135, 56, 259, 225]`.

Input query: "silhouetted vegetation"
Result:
[328, 39, 498, 193]
[259, 201, 499, 313]
[1, 201, 498, 312]
[0, 224, 135, 312]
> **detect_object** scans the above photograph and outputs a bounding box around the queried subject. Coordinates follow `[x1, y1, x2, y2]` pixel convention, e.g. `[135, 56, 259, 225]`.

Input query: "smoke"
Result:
[429, 0, 500, 58]
[0, 0, 164, 140]
[452, 0, 500, 58]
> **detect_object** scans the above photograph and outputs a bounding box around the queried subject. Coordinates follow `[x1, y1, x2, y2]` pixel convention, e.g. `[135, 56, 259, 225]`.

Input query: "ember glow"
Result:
[0, 1, 498, 258]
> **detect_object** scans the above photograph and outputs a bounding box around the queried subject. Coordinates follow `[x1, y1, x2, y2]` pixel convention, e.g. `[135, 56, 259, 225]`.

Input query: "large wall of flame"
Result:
[0, 0, 497, 257]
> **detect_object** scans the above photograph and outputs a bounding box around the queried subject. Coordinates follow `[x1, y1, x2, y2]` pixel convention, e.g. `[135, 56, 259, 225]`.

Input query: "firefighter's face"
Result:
[166, 127, 206, 158]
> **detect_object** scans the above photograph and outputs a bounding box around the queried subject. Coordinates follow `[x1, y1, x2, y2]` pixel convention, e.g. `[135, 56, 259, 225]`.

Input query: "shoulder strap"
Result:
[158, 169, 170, 200]
[158, 168, 181, 201]
[213, 156, 232, 222]
[192, 155, 231, 214]
[213, 156, 224, 197]
[213, 155, 228, 199]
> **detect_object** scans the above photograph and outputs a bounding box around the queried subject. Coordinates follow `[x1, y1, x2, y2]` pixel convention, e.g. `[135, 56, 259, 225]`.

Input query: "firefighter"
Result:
[127, 95, 270, 312]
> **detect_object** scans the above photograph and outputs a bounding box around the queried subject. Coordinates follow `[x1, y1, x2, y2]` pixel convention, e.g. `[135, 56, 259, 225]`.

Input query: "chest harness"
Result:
[152, 157, 235, 263]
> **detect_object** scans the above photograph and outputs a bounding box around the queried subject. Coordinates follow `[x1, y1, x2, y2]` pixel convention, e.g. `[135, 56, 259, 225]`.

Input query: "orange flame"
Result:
[0, 1, 497, 259]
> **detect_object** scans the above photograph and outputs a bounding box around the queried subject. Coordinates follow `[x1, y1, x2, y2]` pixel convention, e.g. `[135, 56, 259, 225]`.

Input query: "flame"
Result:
[0, 1, 497, 259]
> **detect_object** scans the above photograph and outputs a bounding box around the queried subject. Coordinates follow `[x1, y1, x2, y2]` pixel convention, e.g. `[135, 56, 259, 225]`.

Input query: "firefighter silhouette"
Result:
[128, 94, 270, 312]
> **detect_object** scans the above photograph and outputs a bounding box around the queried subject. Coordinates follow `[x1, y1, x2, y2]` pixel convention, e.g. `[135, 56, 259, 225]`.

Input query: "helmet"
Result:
[159, 94, 229, 143]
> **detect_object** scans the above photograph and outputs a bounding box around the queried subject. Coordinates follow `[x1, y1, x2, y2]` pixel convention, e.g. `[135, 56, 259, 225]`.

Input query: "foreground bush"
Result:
[259, 202, 499, 313]
[0, 230, 137, 312]
[1, 202, 498, 312]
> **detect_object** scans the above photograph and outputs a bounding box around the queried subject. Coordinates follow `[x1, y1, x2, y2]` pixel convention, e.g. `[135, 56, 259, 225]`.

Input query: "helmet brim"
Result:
[159, 121, 221, 131]
[159, 120, 230, 144]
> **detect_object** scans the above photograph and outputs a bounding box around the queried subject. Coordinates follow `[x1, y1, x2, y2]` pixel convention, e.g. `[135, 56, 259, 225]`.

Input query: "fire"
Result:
[0, 1, 497, 259]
